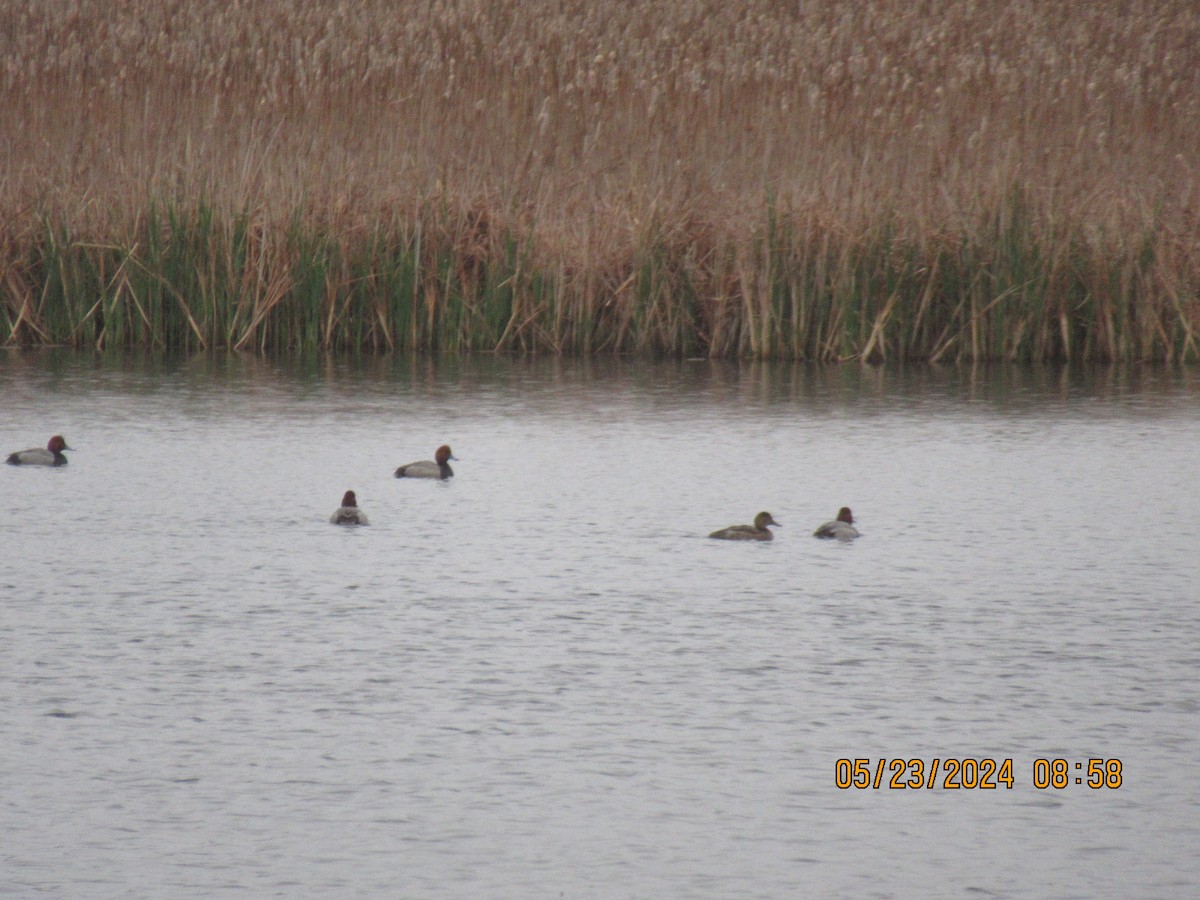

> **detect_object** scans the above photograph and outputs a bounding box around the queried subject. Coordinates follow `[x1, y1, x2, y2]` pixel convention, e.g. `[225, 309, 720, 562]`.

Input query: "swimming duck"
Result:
[813, 507, 859, 540]
[394, 444, 456, 480]
[709, 511, 780, 541]
[6, 435, 73, 466]
[330, 490, 369, 525]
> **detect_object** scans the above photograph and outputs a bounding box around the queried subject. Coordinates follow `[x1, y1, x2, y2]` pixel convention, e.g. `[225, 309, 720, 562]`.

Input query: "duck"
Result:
[394, 444, 456, 480]
[6, 435, 73, 466]
[813, 507, 860, 540]
[709, 511, 780, 541]
[330, 490, 369, 525]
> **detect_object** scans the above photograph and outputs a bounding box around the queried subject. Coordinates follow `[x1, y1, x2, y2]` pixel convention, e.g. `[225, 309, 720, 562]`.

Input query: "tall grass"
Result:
[2, 0, 1198, 360]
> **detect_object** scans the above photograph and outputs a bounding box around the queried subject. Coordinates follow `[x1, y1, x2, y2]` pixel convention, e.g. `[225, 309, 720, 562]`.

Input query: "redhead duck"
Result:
[6, 435, 73, 466]
[330, 490, 369, 525]
[709, 511, 780, 541]
[813, 507, 860, 540]
[394, 444, 456, 480]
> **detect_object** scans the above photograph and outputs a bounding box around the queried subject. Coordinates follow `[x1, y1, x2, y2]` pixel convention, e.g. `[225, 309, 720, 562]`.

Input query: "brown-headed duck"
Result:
[394, 444, 456, 480]
[709, 511, 780, 541]
[330, 490, 369, 525]
[813, 507, 860, 540]
[6, 435, 73, 466]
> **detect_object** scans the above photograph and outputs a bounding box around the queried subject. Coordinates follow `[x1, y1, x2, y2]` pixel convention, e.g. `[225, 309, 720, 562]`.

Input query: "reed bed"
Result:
[2, 0, 1198, 360]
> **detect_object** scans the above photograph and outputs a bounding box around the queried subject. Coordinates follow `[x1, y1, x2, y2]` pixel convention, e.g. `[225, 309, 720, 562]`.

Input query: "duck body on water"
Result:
[330, 490, 369, 526]
[709, 511, 780, 541]
[814, 507, 860, 540]
[6, 435, 73, 466]
[395, 444, 456, 480]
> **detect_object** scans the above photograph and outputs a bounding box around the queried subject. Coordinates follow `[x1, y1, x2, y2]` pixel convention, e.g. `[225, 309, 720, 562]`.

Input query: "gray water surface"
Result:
[3, 353, 1198, 898]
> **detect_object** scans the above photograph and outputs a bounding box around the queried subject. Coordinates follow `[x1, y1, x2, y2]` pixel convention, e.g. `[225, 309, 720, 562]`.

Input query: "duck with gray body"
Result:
[395, 444, 456, 480]
[6, 435, 73, 466]
[709, 511, 780, 541]
[330, 490, 369, 525]
[813, 507, 859, 540]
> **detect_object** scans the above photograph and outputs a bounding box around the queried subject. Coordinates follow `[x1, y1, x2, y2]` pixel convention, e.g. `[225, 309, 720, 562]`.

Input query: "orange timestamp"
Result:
[834, 758, 1123, 790]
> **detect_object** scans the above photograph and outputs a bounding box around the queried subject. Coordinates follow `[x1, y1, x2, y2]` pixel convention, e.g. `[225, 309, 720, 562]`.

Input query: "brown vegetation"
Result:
[2, 0, 1198, 359]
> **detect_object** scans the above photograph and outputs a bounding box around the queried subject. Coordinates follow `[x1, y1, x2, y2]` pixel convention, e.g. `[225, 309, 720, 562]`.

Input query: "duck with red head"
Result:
[394, 444, 456, 480]
[330, 490, 369, 525]
[6, 435, 73, 466]
[813, 507, 859, 540]
[709, 511, 780, 541]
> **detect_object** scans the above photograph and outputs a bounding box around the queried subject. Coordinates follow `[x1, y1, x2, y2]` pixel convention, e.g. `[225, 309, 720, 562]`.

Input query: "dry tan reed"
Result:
[2, 0, 1199, 358]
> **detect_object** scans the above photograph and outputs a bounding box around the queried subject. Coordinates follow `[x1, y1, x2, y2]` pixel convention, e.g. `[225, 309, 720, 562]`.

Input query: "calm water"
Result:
[2, 351, 1199, 898]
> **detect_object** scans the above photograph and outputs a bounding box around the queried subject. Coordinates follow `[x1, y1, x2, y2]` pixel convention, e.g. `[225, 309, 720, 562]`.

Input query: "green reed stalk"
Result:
[4, 193, 1197, 362]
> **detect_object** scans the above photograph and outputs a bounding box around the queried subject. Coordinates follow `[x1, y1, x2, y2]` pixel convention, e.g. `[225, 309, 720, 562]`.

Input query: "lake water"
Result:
[3, 351, 1199, 898]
